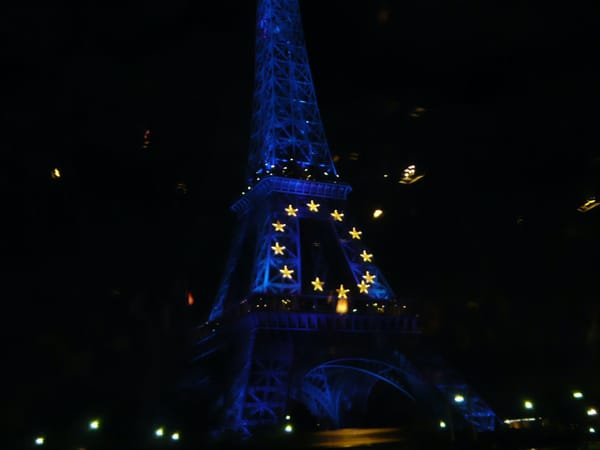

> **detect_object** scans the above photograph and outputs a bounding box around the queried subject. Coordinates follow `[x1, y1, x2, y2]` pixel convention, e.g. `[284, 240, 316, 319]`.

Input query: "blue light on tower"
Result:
[247, 0, 338, 186]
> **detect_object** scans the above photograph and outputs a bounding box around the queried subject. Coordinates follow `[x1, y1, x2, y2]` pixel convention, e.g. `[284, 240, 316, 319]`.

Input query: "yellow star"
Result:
[336, 284, 350, 299]
[307, 199, 320, 212]
[349, 227, 362, 240]
[362, 271, 376, 284]
[311, 277, 325, 292]
[271, 242, 286, 255]
[360, 250, 373, 262]
[330, 209, 344, 222]
[285, 204, 298, 216]
[272, 220, 286, 232]
[357, 280, 370, 294]
[280, 265, 294, 279]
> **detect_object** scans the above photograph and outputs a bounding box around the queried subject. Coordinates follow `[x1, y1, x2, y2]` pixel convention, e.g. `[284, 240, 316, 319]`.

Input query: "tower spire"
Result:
[247, 0, 338, 186]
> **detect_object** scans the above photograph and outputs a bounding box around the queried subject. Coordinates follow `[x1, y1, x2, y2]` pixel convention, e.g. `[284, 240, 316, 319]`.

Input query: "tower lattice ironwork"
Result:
[190, 0, 497, 438]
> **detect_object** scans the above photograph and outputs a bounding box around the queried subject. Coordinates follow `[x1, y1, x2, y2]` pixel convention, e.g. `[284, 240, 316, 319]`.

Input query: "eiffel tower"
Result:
[190, 0, 497, 438]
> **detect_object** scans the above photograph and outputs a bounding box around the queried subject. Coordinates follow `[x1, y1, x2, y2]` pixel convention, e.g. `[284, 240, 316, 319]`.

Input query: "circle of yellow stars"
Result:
[271, 202, 378, 299]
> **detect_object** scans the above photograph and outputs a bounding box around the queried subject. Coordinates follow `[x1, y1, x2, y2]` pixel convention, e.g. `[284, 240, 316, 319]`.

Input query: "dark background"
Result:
[3, 0, 599, 440]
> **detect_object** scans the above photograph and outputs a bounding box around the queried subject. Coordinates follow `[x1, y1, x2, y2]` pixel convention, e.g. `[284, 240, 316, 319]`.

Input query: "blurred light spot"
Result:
[336, 298, 348, 314]
[376, 8, 391, 24]
[176, 182, 188, 194]
[171, 432, 180, 441]
[373, 209, 383, 219]
[187, 291, 195, 306]
[142, 129, 151, 149]
[50, 168, 61, 179]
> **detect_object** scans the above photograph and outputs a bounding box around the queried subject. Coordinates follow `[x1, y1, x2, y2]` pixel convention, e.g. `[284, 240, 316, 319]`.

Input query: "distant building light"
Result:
[577, 197, 599, 213]
[399, 164, 424, 184]
[587, 408, 597, 416]
[503, 417, 537, 424]
[573, 391, 584, 399]
[454, 394, 465, 403]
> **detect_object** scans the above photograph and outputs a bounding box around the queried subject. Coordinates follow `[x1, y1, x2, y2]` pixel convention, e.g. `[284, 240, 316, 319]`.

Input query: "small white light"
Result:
[34, 436, 45, 445]
[587, 408, 597, 416]
[454, 394, 465, 403]
[171, 432, 180, 441]
[284, 424, 293, 433]
[572, 391, 584, 399]
[285, 415, 291, 420]
[155, 427, 164, 437]
[89, 419, 100, 430]
[590, 427, 596, 434]
[439, 420, 447, 429]
[524, 400, 534, 410]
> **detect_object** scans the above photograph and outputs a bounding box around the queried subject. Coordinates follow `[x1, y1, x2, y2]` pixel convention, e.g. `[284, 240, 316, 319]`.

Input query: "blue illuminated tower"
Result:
[191, 0, 497, 437]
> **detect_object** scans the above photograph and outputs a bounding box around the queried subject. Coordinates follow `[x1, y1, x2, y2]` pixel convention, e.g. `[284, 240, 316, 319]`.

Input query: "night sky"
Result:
[3, 0, 600, 439]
